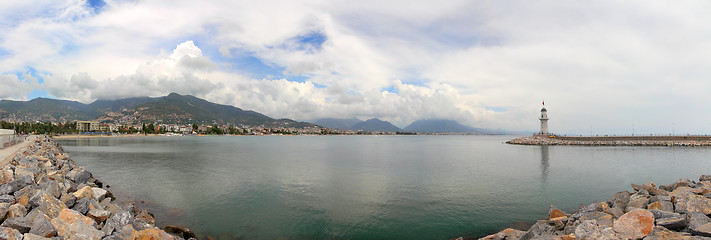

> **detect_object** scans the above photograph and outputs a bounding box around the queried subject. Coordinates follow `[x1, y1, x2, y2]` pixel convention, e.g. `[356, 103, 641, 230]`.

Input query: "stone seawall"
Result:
[475, 175, 711, 240]
[0, 136, 196, 240]
[507, 136, 711, 146]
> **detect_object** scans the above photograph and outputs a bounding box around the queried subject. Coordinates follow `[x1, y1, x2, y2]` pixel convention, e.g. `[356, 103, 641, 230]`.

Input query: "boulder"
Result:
[674, 194, 711, 215]
[608, 191, 631, 210]
[23, 233, 51, 240]
[479, 228, 526, 240]
[7, 203, 27, 219]
[87, 209, 111, 224]
[643, 226, 694, 240]
[520, 220, 558, 240]
[37, 181, 61, 199]
[73, 186, 95, 200]
[1, 217, 32, 233]
[0, 202, 10, 219]
[0, 227, 23, 240]
[604, 207, 624, 219]
[28, 213, 56, 238]
[13, 185, 35, 208]
[65, 168, 91, 184]
[164, 225, 198, 239]
[91, 188, 107, 201]
[626, 197, 650, 212]
[700, 175, 711, 182]
[51, 216, 104, 240]
[133, 227, 174, 240]
[688, 212, 711, 237]
[0, 175, 34, 195]
[101, 211, 133, 236]
[59, 193, 76, 208]
[0, 168, 14, 185]
[612, 209, 654, 239]
[28, 190, 67, 219]
[13, 167, 36, 181]
[648, 201, 674, 212]
[549, 204, 566, 219]
[0, 194, 15, 204]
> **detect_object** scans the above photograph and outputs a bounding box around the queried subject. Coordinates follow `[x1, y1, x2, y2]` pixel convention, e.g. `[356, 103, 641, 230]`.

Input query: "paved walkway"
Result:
[0, 135, 37, 167]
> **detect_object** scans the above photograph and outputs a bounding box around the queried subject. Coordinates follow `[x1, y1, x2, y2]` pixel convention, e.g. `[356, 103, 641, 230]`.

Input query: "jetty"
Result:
[0, 135, 196, 239]
[476, 175, 711, 239]
[507, 135, 711, 146]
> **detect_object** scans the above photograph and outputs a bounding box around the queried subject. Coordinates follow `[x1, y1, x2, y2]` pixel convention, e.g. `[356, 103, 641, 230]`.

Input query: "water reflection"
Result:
[540, 146, 549, 180]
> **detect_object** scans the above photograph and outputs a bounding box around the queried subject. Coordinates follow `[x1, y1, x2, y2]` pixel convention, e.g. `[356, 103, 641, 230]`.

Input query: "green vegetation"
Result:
[1, 121, 78, 134]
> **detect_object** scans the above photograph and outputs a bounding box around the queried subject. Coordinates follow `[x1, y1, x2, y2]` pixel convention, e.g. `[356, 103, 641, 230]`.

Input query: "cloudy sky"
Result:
[1, 0, 710, 135]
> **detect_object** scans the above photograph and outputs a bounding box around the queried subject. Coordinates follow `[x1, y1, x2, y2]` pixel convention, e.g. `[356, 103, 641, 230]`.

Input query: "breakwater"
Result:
[477, 175, 711, 240]
[0, 136, 195, 239]
[507, 135, 711, 146]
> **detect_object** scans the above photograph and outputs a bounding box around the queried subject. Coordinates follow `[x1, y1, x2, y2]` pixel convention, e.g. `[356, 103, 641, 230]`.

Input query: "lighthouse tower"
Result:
[539, 102, 549, 135]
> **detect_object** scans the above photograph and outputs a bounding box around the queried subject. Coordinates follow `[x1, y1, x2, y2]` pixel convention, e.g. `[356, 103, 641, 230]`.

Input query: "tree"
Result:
[192, 123, 198, 132]
[209, 125, 223, 134]
[146, 123, 155, 133]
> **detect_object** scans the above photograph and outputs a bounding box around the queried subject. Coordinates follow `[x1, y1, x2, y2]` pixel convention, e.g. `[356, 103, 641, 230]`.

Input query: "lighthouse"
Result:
[539, 102, 549, 135]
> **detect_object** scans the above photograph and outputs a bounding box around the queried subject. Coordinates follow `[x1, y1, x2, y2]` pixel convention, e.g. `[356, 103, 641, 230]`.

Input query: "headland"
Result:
[507, 135, 711, 146]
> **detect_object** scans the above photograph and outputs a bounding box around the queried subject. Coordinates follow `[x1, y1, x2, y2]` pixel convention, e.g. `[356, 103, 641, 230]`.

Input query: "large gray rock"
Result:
[29, 214, 57, 238]
[647, 200, 673, 212]
[626, 196, 649, 212]
[688, 212, 711, 237]
[91, 188, 107, 201]
[0, 175, 34, 195]
[87, 209, 110, 225]
[0, 227, 23, 240]
[0, 194, 15, 203]
[7, 203, 27, 219]
[101, 211, 133, 236]
[0, 202, 10, 219]
[1, 217, 32, 233]
[520, 220, 558, 240]
[59, 193, 76, 208]
[72, 197, 90, 215]
[607, 191, 631, 210]
[23, 233, 51, 240]
[65, 168, 91, 184]
[675, 194, 711, 215]
[38, 181, 61, 199]
[29, 190, 67, 219]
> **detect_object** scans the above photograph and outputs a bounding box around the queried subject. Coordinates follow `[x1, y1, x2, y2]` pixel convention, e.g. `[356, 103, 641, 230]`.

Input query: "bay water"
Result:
[56, 135, 711, 239]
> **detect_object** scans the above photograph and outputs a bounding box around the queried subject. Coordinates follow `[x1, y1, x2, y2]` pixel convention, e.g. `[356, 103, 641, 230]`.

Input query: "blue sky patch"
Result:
[485, 106, 507, 112]
[87, 0, 106, 13]
[292, 31, 327, 52]
[381, 85, 399, 94]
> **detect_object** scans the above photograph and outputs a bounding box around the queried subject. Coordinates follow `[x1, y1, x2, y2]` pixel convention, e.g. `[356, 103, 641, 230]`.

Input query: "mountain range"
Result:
[308, 118, 509, 134]
[0, 93, 315, 128]
[1, 93, 517, 133]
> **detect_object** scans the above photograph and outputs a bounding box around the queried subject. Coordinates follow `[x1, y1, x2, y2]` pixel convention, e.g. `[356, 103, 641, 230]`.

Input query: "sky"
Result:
[1, 0, 710, 135]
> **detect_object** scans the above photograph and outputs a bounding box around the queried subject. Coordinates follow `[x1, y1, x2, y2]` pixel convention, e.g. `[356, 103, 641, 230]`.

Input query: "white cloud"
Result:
[1, 0, 711, 133]
[0, 74, 35, 100]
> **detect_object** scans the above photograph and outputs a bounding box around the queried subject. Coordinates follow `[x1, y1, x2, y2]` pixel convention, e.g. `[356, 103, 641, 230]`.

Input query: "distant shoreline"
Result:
[50, 133, 157, 139]
[507, 135, 711, 146]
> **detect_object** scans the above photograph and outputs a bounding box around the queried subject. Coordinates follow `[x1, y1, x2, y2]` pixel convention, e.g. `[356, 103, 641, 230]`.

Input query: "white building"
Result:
[539, 106, 549, 135]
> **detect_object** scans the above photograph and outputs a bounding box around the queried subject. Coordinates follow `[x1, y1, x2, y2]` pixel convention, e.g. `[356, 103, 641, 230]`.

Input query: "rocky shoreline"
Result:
[0, 136, 196, 240]
[507, 136, 711, 146]
[475, 175, 711, 240]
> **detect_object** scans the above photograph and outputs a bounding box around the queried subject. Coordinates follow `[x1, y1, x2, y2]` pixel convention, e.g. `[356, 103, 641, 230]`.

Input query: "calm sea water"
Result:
[57, 135, 711, 239]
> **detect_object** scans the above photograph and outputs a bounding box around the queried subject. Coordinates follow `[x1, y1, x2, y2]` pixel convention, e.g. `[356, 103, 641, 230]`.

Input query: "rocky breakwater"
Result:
[507, 136, 711, 146]
[477, 175, 711, 240]
[0, 136, 196, 240]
